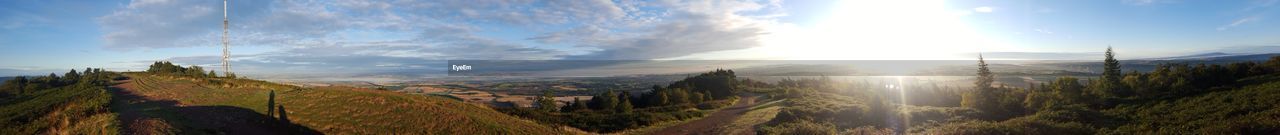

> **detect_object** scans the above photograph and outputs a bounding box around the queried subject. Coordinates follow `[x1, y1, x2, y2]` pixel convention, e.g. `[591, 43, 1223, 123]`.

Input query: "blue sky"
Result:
[2, 0, 1279, 77]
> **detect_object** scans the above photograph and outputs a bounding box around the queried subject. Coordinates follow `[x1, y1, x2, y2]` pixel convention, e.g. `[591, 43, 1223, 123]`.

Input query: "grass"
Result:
[715, 105, 782, 134]
[119, 73, 565, 134]
[1102, 79, 1280, 134]
[617, 97, 740, 135]
[0, 82, 119, 134]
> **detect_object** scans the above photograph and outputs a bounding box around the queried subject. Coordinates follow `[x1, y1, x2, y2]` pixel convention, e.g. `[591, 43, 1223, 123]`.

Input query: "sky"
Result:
[2, 0, 1280, 77]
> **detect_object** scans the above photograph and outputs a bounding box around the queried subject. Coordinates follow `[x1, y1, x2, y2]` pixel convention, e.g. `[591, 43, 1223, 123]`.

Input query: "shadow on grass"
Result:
[108, 77, 321, 135]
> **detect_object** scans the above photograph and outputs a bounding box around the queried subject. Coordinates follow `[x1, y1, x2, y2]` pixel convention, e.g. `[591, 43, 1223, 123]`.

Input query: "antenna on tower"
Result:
[222, 0, 231, 76]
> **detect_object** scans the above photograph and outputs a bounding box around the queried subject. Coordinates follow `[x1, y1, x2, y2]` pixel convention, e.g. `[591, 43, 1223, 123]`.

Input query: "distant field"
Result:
[117, 73, 564, 134]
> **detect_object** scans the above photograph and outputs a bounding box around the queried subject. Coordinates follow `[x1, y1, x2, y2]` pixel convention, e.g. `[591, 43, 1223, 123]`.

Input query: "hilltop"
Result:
[0, 62, 565, 134]
[110, 72, 564, 134]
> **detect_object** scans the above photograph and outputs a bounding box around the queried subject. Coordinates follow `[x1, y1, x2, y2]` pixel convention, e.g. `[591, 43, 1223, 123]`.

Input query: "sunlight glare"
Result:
[761, 0, 1017, 60]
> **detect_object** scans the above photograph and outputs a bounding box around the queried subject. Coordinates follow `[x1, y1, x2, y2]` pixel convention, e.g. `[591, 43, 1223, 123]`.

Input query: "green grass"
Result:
[0, 83, 119, 134]
[120, 73, 564, 134]
[919, 77, 1280, 134]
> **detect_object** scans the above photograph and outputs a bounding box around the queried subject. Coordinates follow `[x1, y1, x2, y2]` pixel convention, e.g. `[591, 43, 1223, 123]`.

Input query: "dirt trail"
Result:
[652, 95, 760, 135]
[108, 76, 295, 134]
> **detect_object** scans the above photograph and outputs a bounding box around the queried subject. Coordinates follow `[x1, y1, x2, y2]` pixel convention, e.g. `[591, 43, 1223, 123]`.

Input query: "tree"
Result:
[1091, 46, 1129, 98]
[208, 70, 218, 78]
[1023, 89, 1051, 113]
[595, 90, 618, 111]
[63, 69, 80, 83]
[650, 89, 669, 106]
[1052, 77, 1085, 105]
[975, 54, 994, 90]
[1265, 56, 1280, 73]
[535, 89, 558, 112]
[669, 88, 690, 104]
[618, 95, 634, 113]
[46, 73, 60, 83]
[690, 92, 705, 103]
[963, 54, 1000, 115]
[188, 66, 206, 77]
[564, 97, 588, 112]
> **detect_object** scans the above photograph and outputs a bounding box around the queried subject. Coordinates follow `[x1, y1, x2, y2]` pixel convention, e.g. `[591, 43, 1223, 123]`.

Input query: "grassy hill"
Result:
[115, 72, 563, 134]
[0, 69, 120, 134]
[1101, 75, 1280, 134]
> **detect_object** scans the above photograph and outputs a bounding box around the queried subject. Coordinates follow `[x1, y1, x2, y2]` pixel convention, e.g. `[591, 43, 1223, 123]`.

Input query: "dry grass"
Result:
[121, 73, 565, 134]
[714, 104, 783, 134]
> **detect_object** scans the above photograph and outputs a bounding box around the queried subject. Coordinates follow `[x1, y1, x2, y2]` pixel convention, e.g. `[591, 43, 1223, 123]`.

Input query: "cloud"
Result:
[97, 0, 272, 50]
[1217, 16, 1260, 31]
[100, 0, 788, 78]
[974, 7, 994, 13]
[550, 0, 782, 59]
[1121, 0, 1177, 5]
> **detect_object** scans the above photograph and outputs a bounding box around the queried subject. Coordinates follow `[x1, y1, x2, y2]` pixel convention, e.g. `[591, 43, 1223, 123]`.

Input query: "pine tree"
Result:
[618, 95, 633, 113]
[599, 90, 618, 111]
[975, 54, 994, 90]
[963, 53, 1001, 117]
[1093, 46, 1128, 98]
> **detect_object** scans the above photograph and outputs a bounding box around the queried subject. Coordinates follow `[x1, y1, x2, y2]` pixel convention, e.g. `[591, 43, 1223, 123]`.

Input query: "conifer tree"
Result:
[599, 90, 618, 111]
[618, 95, 633, 113]
[963, 53, 1001, 117]
[1093, 46, 1128, 98]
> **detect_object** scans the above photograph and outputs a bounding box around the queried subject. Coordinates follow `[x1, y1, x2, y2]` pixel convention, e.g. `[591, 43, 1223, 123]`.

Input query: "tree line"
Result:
[147, 61, 235, 78]
[507, 69, 743, 132]
[1, 67, 113, 98]
[963, 47, 1280, 120]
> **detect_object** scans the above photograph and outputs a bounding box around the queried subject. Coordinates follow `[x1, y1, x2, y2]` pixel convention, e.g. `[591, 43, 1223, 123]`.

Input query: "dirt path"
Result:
[108, 76, 297, 134]
[652, 95, 760, 135]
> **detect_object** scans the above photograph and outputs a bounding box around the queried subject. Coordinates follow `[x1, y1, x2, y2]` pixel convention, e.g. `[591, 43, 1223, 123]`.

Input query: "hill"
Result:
[0, 68, 120, 134]
[113, 72, 564, 134]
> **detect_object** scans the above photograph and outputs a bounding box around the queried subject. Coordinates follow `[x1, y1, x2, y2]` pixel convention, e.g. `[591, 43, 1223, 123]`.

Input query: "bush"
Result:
[758, 120, 837, 135]
[695, 99, 734, 110]
[920, 109, 1099, 135]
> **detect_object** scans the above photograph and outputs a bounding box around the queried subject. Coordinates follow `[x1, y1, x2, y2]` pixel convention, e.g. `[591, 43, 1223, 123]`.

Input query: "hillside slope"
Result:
[114, 73, 563, 134]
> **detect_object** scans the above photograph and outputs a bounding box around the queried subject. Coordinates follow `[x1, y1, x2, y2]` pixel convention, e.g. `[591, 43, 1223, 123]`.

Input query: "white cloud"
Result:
[99, 0, 789, 76]
[1217, 16, 1260, 31]
[974, 7, 994, 13]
